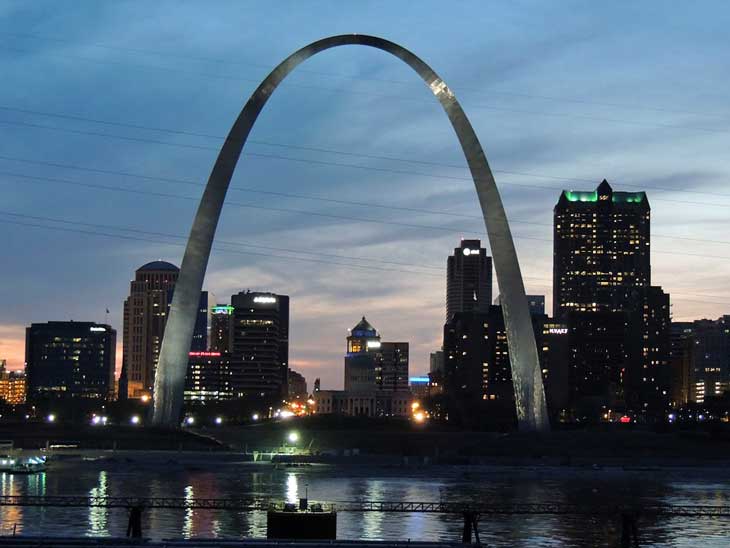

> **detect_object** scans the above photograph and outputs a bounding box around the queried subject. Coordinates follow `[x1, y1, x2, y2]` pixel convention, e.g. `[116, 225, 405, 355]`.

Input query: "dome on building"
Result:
[136, 260, 179, 272]
[351, 316, 377, 336]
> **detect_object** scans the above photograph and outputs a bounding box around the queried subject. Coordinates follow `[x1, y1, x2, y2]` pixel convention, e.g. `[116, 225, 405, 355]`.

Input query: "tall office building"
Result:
[210, 304, 234, 352]
[553, 181, 671, 418]
[344, 317, 381, 392]
[25, 321, 116, 401]
[288, 369, 308, 399]
[689, 316, 730, 404]
[184, 351, 233, 402]
[446, 239, 492, 320]
[0, 360, 26, 405]
[230, 291, 290, 399]
[314, 317, 411, 417]
[121, 261, 210, 399]
[443, 306, 568, 423]
[670, 322, 694, 407]
[121, 261, 179, 399]
[378, 342, 409, 392]
[553, 180, 650, 319]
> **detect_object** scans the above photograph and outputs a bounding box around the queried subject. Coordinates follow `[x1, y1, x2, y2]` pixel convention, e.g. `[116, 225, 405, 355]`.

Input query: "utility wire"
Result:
[2, 44, 729, 136]
[0, 209, 441, 271]
[0, 211, 727, 307]
[3, 169, 730, 262]
[3, 103, 730, 200]
[2, 31, 721, 119]
[1, 153, 729, 248]
[2, 117, 730, 213]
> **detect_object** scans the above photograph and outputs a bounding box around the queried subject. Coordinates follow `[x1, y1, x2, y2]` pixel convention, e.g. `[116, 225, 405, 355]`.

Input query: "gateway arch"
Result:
[152, 34, 549, 432]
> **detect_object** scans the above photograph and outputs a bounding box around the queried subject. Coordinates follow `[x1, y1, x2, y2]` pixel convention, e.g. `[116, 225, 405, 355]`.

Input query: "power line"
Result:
[2, 44, 730, 137]
[0, 209, 441, 271]
[0, 211, 727, 307]
[3, 169, 730, 262]
[2, 152, 730, 248]
[3, 31, 725, 120]
[3, 103, 730, 201]
[0, 216, 441, 278]
[3, 117, 730, 213]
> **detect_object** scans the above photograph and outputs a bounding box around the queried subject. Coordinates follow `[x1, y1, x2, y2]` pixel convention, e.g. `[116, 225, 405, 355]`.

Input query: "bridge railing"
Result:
[0, 496, 729, 517]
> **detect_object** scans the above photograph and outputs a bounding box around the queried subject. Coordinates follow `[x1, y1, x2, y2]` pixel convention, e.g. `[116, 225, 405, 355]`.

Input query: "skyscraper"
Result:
[210, 304, 234, 352]
[25, 321, 116, 401]
[446, 239, 492, 320]
[669, 322, 694, 407]
[230, 291, 290, 399]
[0, 360, 26, 405]
[553, 180, 650, 319]
[120, 261, 211, 399]
[122, 261, 179, 399]
[378, 342, 409, 392]
[553, 181, 671, 419]
[688, 316, 730, 404]
[344, 317, 381, 392]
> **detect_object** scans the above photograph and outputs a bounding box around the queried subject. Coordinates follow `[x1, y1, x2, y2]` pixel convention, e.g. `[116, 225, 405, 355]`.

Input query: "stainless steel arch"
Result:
[152, 34, 549, 431]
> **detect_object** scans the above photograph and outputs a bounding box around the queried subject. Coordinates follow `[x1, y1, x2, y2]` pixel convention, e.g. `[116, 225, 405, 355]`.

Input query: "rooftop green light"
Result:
[564, 190, 597, 202]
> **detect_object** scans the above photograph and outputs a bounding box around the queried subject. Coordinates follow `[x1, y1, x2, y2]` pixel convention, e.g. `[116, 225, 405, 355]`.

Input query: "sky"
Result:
[1, 1, 729, 389]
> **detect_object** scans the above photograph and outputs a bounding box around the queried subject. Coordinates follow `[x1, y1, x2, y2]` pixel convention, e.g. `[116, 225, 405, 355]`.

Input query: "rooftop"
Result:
[137, 260, 179, 272]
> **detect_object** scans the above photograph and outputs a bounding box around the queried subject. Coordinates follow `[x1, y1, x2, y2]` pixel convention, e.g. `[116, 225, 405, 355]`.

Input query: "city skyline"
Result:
[2, 2, 730, 390]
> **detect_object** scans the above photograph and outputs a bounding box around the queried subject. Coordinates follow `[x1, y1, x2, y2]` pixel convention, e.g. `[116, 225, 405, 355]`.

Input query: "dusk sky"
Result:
[1, 1, 729, 389]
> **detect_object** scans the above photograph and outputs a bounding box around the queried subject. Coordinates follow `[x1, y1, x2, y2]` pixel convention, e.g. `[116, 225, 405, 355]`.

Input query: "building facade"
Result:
[553, 180, 650, 319]
[446, 239, 492, 321]
[314, 317, 412, 417]
[121, 261, 179, 399]
[210, 304, 234, 353]
[344, 317, 381, 392]
[25, 321, 116, 401]
[184, 351, 233, 402]
[288, 368, 308, 399]
[689, 316, 730, 404]
[553, 181, 671, 419]
[230, 291, 290, 399]
[0, 360, 26, 405]
[121, 261, 211, 399]
[670, 322, 694, 407]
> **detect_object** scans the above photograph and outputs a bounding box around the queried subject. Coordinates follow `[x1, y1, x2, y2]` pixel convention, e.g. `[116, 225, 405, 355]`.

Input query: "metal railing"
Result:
[0, 496, 728, 517]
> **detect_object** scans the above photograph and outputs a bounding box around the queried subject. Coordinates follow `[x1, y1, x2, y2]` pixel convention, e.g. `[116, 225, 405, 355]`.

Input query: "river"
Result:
[1, 458, 729, 546]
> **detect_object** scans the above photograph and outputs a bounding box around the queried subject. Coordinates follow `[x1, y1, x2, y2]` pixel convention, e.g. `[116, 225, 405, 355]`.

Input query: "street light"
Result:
[185, 416, 195, 426]
[252, 413, 260, 421]
[215, 416, 223, 425]
[130, 415, 140, 425]
[287, 431, 299, 444]
[47, 414, 56, 423]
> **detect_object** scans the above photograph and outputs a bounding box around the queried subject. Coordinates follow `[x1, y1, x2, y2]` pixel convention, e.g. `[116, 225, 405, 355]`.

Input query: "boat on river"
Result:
[0, 454, 47, 474]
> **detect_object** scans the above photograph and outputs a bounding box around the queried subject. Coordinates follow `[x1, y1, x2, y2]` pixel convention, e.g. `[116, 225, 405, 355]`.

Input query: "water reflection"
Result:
[0, 463, 728, 545]
[88, 471, 108, 536]
[285, 473, 298, 504]
[182, 485, 194, 538]
[362, 480, 384, 540]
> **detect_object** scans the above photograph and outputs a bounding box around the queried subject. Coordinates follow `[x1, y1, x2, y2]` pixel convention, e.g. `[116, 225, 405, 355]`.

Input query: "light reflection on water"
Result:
[0, 464, 728, 546]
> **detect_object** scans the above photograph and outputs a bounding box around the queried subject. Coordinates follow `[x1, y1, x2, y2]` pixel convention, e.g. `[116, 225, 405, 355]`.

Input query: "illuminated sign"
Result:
[366, 341, 381, 349]
[547, 327, 568, 335]
[462, 248, 478, 256]
[189, 351, 221, 357]
[253, 296, 277, 304]
[212, 305, 234, 315]
[409, 376, 430, 384]
[89, 327, 106, 332]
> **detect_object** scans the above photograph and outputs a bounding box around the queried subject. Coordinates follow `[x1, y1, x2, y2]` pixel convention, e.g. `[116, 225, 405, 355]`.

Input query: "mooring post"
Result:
[620, 512, 639, 548]
[127, 505, 143, 539]
[462, 511, 472, 543]
[461, 511, 481, 544]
